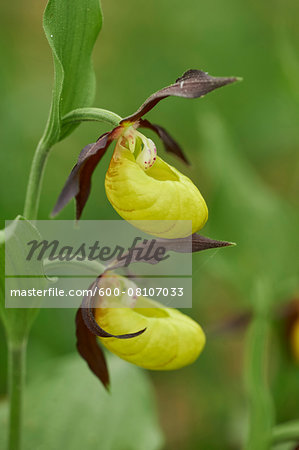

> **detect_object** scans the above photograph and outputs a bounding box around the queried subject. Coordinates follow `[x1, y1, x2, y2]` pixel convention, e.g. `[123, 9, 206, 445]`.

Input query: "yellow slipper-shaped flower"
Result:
[105, 129, 208, 239]
[94, 278, 205, 370]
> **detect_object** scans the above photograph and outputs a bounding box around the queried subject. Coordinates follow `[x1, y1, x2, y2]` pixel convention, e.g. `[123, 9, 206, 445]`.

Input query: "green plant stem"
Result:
[17, 106, 121, 450]
[272, 421, 299, 445]
[7, 339, 27, 450]
[61, 107, 122, 128]
[23, 138, 50, 220]
[244, 286, 275, 450]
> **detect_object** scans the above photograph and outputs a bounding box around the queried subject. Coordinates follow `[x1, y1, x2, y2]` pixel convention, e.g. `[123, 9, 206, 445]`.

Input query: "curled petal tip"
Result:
[111, 327, 147, 340]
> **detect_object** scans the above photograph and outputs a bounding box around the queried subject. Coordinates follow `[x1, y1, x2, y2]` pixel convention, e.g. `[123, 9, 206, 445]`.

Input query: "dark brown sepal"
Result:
[106, 234, 235, 271]
[52, 127, 122, 219]
[121, 69, 239, 123]
[75, 307, 110, 390]
[191, 234, 235, 252]
[139, 119, 189, 164]
[155, 233, 235, 254]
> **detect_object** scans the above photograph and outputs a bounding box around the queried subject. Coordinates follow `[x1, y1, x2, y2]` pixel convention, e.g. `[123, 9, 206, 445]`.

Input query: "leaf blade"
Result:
[43, 0, 103, 143]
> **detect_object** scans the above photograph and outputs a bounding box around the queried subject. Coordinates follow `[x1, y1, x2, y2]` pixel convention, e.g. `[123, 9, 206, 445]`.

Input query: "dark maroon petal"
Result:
[121, 69, 239, 123]
[139, 119, 189, 164]
[52, 128, 122, 219]
[156, 233, 235, 254]
[191, 234, 235, 252]
[75, 307, 110, 390]
[80, 277, 146, 339]
[106, 234, 234, 271]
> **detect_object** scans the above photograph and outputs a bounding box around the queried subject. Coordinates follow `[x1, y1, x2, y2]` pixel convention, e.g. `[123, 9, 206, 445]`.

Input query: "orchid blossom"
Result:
[54, 69, 238, 388]
[52, 69, 238, 238]
[76, 272, 205, 388]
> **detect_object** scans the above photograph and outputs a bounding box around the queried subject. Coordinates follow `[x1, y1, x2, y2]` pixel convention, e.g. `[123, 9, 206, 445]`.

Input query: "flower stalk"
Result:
[244, 282, 275, 450]
[23, 138, 51, 220]
[7, 338, 27, 450]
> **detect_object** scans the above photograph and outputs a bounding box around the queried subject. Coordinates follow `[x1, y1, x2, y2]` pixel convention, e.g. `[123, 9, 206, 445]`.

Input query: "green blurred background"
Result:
[0, 0, 299, 449]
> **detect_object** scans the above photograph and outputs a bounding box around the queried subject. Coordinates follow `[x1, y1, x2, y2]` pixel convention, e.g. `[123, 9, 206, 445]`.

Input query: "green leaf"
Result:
[0, 216, 45, 344]
[0, 353, 164, 450]
[43, 0, 102, 145]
